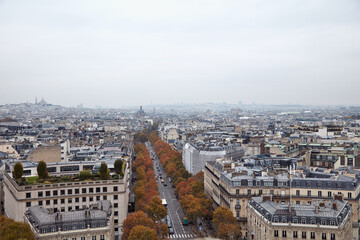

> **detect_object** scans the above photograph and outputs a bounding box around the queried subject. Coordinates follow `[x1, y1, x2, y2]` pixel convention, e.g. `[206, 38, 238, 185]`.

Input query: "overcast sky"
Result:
[0, 0, 359, 108]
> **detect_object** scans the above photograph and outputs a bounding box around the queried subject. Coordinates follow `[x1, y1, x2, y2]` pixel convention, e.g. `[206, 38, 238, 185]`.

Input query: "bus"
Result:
[162, 198, 167, 208]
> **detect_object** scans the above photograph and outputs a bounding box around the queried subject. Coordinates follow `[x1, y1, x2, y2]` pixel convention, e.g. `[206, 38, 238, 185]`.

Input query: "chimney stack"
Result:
[334, 193, 344, 202]
[315, 204, 319, 214]
[332, 202, 338, 210]
[56, 212, 62, 221]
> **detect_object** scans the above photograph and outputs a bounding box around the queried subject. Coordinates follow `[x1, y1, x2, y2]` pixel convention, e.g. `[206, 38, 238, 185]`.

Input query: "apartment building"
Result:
[25, 200, 114, 240]
[204, 158, 294, 237]
[3, 160, 129, 239]
[247, 196, 352, 240]
[290, 171, 360, 239]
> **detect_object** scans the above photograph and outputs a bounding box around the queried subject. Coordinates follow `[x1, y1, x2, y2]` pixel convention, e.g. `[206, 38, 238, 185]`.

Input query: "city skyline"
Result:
[1, 0, 359, 108]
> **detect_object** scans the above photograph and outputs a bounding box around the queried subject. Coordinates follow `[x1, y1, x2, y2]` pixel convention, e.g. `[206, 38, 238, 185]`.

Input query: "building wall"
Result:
[0, 144, 19, 158]
[27, 145, 61, 163]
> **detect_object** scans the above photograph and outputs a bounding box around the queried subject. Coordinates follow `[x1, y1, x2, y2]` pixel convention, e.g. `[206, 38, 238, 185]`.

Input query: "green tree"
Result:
[114, 159, 124, 175]
[128, 225, 158, 240]
[37, 161, 47, 179]
[13, 162, 23, 180]
[79, 170, 91, 180]
[99, 162, 109, 180]
[0, 216, 36, 240]
[145, 197, 167, 221]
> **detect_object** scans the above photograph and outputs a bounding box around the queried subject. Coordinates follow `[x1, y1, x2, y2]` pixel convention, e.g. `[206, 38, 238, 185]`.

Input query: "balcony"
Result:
[235, 204, 241, 209]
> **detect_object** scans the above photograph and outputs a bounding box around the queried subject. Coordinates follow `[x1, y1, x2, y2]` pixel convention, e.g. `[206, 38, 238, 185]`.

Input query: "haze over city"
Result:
[1, 0, 359, 108]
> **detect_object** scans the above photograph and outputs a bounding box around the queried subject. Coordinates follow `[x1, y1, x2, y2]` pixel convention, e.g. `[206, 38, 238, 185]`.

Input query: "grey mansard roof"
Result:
[249, 197, 351, 227]
[26, 200, 112, 233]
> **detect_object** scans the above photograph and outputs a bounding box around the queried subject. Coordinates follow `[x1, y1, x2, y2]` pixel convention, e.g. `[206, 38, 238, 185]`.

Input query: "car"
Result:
[161, 179, 164, 183]
[163, 182, 167, 186]
[168, 177, 172, 182]
[169, 227, 174, 234]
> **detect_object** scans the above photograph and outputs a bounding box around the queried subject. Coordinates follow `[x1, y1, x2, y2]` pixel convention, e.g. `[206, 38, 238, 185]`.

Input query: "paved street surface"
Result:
[146, 142, 197, 240]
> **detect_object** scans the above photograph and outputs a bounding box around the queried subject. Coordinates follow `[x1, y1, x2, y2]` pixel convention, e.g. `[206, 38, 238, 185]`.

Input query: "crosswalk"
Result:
[169, 233, 196, 239]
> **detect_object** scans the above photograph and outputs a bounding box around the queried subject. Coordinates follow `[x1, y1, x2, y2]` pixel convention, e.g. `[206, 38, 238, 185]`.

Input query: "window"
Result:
[302, 232, 307, 238]
[322, 233, 327, 240]
[72, 238, 76, 240]
[274, 230, 279, 237]
[68, 198, 72, 203]
[236, 189, 239, 195]
[26, 192, 31, 198]
[293, 231, 298, 238]
[259, 189, 263, 195]
[248, 180, 253, 186]
[38, 191, 43, 197]
[114, 203, 118, 208]
[115, 211, 118, 216]
[96, 187, 101, 193]
[54, 199, 58, 204]
[236, 210, 239, 218]
[307, 190, 311, 196]
[38, 201, 43, 206]
[68, 207, 72, 211]
[296, 201, 300, 204]
[248, 189, 251, 195]
[82, 197, 86, 202]
[89, 188, 94, 193]
[114, 195, 118, 200]
[311, 232, 315, 239]
[46, 191, 51, 196]
[114, 219, 118, 224]
[26, 202, 31, 207]
[331, 233, 335, 240]
[103, 196, 107, 200]
[68, 189, 72, 194]
[75, 189, 80, 194]
[270, 190, 274, 195]
[61, 190, 65, 195]
[61, 199, 65, 204]
[318, 191, 322, 197]
[103, 187, 107, 192]
[92, 236, 96, 240]
[282, 231, 287, 237]
[82, 188, 87, 194]
[81, 237, 86, 240]
[328, 191, 332, 198]
[296, 190, 300, 196]
[100, 235, 105, 240]
[53, 190, 58, 196]
[75, 198, 79, 203]
[89, 197, 93, 201]
[96, 196, 100, 201]
[348, 193, 352, 199]
[46, 200, 50, 205]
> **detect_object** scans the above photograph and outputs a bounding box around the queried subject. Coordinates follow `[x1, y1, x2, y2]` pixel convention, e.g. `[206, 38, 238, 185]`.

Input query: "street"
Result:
[145, 142, 197, 240]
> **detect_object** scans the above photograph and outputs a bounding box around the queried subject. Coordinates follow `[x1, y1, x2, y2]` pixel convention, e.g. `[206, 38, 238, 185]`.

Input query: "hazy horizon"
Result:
[1, 0, 359, 108]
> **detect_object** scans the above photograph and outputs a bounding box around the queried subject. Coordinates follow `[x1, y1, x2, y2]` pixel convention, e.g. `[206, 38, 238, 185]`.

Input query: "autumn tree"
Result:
[217, 223, 242, 240]
[99, 162, 109, 180]
[122, 211, 155, 240]
[0, 216, 36, 240]
[37, 161, 47, 179]
[156, 222, 169, 240]
[145, 197, 167, 222]
[128, 225, 158, 240]
[114, 159, 124, 175]
[212, 206, 236, 230]
[13, 162, 23, 180]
